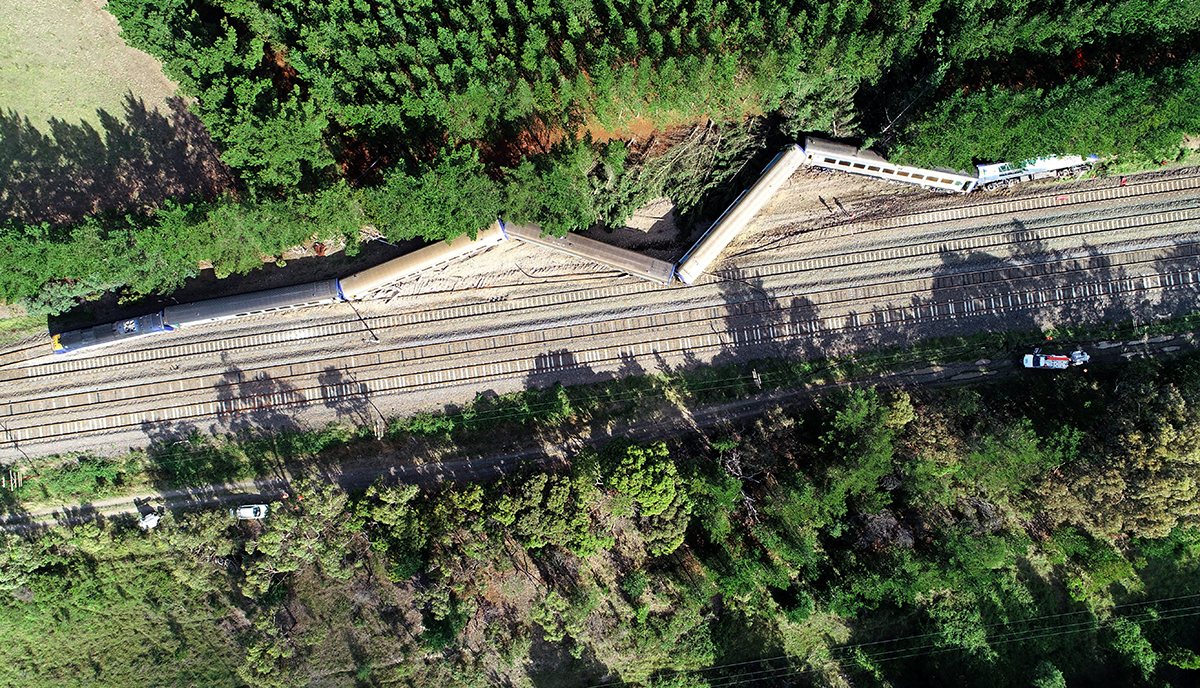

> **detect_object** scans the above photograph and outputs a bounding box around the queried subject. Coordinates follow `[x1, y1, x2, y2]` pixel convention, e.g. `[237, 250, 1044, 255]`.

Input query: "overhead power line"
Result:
[590, 593, 1200, 687]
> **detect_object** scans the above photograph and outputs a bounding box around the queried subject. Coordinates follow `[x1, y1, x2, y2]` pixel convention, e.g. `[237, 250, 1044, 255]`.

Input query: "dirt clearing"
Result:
[0, 0, 177, 129]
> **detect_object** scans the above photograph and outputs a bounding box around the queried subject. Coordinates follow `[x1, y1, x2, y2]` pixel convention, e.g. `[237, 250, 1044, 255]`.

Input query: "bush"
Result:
[621, 570, 649, 599]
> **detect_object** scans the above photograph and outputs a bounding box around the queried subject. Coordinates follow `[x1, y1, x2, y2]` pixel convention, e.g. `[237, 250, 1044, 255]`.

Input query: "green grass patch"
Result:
[0, 315, 44, 345]
[10, 453, 148, 507]
[1092, 144, 1200, 178]
[146, 424, 365, 487]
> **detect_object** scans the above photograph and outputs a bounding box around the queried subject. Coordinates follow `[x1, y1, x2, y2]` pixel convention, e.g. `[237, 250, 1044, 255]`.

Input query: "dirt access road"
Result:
[3, 326, 1192, 531]
[2, 166, 1200, 463]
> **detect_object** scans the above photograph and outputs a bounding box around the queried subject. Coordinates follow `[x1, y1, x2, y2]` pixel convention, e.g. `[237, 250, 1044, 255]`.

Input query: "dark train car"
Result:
[162, 279, 343, 328]
[52, 313, 170, 355]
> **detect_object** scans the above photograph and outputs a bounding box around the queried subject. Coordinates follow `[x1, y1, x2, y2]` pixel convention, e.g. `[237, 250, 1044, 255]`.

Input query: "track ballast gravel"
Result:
[3, 168, 1200, 460]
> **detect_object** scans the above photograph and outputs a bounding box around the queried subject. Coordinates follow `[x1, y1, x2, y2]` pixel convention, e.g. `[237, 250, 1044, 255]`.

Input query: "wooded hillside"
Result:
[3, 349, 1200, 686]
[3, 0, 1198, 315]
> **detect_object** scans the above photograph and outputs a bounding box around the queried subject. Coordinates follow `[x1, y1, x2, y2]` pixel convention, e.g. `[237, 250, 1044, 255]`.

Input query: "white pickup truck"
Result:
[230, 504, 269, 520]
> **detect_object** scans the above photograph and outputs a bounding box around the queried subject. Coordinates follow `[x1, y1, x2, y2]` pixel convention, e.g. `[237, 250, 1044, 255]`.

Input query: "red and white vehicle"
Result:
[1023, 349, 1090, 369]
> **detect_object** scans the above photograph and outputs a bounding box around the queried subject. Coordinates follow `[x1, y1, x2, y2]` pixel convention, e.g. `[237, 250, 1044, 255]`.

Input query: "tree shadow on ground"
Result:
[526, 629, 614, 688]
[710, 265, 826, 367]
[916, 219, 1132, 340]
[670, 216, 1200, 393]
[139, 358, 308, 488]
[0, 94, 235, 226]
[520, 345, 698, 450]
[211, 360, 306, 437]
[317, 366, 376, 429]
[1148, 241, 1200, 322]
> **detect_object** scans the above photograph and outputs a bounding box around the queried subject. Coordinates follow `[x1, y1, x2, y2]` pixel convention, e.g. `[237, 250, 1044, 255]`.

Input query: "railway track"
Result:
[6, 237, 1191, 417]
[0, 339, 51, 370]
[7, 190, 1198, 382]
[4, 170, 1200, 454]
[734, 207, 1200, 283]
[4, 241, 1198, 447]
[736, 171, 1200, 259]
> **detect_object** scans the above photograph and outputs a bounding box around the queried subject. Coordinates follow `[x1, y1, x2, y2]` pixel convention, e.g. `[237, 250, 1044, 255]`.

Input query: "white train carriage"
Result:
[975, 155, 1091, 190]
[338, 220, 508, 299]
[675, 144, 808, 285]
[162, 280, 343, 328]
[803, 137, 979, 193]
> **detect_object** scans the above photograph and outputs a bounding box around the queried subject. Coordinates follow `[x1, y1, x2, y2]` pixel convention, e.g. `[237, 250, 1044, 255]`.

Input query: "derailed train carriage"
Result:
[803, 138, 979, 192]
[50, 138, 1094, 355]
[975, 155, 1094, 190]
[51, 222, 509, 354]
[803, 136, 1093, 192]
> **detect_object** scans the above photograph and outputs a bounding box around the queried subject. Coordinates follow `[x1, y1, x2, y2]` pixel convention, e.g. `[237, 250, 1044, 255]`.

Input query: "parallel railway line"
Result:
[4, 170, 1200, 455]
[2, 241, 1184, 421]
[4, 241, 1198, 447]
[734, 172, 1200, 258]
[7, 192, 1198, 382]
[4, 171, 1190, 374]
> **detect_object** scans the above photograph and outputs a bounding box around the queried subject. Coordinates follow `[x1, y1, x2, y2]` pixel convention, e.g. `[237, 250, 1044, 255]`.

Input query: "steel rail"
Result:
[5, 206, 1198, 400]
[728, 171, 1200, 259]
[8, 193, 1196, 381]
[7, 170, 1197, 371]
[4, 248, 1198, 446]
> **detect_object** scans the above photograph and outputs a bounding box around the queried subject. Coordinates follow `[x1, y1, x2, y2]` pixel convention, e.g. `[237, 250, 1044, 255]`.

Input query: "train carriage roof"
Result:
[163, 279, 341, 327]
[803, 137, 861, 158]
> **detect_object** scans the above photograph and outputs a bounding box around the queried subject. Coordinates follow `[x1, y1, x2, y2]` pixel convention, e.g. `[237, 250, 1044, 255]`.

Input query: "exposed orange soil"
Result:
[478, 108, 718, 172]
[581, 111, 711, 146]
[264, 45, 299, 93]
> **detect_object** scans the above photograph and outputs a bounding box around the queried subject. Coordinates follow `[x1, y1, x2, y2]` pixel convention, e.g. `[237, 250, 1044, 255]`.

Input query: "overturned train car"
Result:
[51, 222, 509, 355]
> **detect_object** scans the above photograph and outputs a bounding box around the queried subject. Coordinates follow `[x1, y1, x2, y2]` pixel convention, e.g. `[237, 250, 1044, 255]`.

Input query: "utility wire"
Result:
[697, 607, 1200, 688]
[38, 345, 947, 470]
[591, 594, 1200, 687]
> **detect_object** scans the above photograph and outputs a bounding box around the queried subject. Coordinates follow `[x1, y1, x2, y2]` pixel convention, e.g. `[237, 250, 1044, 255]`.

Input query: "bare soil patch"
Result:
[0, 0, 177, 128]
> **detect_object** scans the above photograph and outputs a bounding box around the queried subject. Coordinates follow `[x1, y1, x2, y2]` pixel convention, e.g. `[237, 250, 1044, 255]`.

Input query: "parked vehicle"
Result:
[1023, 348, 1090, 369]
[230, 504, 269, 520]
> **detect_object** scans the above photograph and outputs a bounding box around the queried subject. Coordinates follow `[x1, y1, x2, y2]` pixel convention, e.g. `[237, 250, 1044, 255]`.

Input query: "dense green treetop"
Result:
[6, 352, 1200, 685]
[3, 0, 1197, 313]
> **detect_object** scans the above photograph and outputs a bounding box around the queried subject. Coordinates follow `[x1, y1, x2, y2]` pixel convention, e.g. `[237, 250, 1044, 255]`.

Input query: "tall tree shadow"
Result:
[0, 93, 234, 226]
[710, 265, 825, 367]
[919, 217, 1152, 342]
[140, 359, 307, 487]
[317, 366, 375, 428]
[1146, 241, 1200, 322]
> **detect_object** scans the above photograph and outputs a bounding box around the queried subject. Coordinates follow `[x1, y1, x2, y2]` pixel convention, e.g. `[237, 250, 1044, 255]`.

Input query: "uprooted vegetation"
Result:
[7, 0, 1200, 319]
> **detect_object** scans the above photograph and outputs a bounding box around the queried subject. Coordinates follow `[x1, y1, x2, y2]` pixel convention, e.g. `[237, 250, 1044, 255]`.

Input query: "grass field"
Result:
[0, 0, 177, 130]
